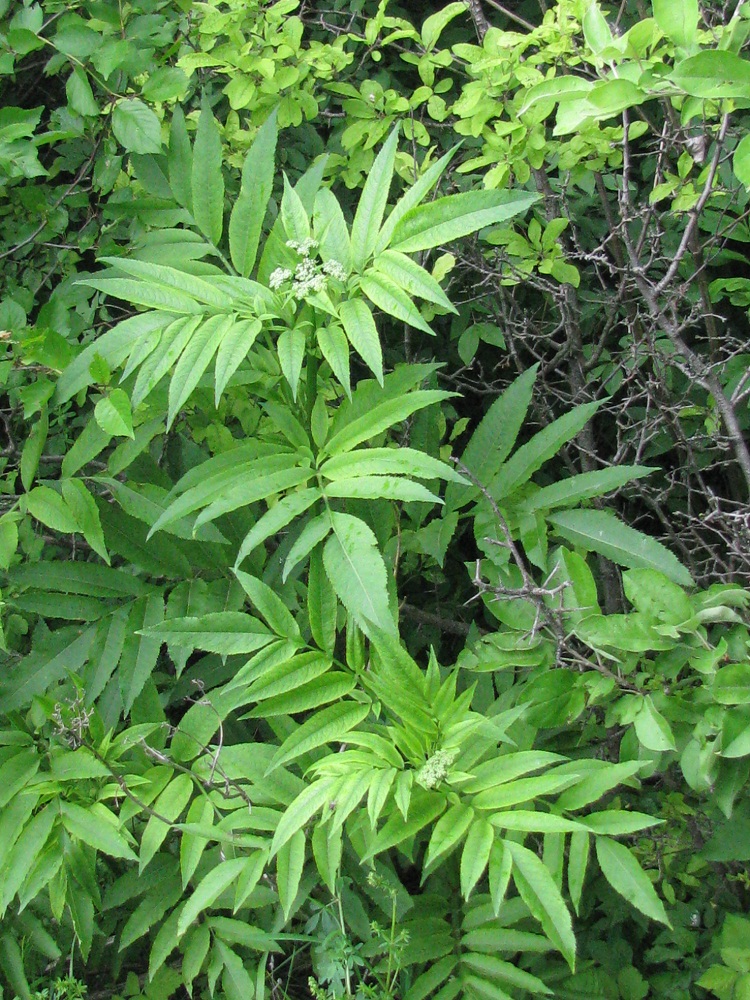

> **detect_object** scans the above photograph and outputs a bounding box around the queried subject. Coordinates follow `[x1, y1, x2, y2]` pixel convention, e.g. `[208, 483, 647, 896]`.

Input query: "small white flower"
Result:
[286, 237, 318, 257]
[269, 267, 292, 290]
[322, 259, 346, 281]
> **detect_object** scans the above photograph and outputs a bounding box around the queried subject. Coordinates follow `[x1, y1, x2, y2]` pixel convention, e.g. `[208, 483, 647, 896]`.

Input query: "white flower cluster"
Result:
[416, 748, 459, 789]
[268, 237, 346, 301]
[269, 267, 292, 289]
[286, 237, 318, 256]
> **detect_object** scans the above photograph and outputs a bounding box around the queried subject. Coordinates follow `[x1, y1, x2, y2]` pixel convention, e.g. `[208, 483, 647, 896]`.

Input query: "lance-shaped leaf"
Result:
[389, 189, 540, 253]
[178, 857, 247, 936]
[98, 257, 228, 309]
[595, 837, 671, 925]
[317, 324, 351, 397]
[360, 272, 434, 335]
[192, 100, 224, 245]
[214, 317, 262, 404]
[377, 146, 457, 252]
[266, 700, 371, 773]
[321, 390, 449, 458]
[351, 125, 399, 271]
[324, 475, 442, 504]
[320, 447, 466, 483]
[549, 509, 694, 587]
[168, 104, 192, 209]
[339, 299, 383, 383]
[323, 512, 394, 634]
[140, 612, 272, 656]
[234, 488, 320, 568]
[229, 110, 277, 276]
[504, 839, 576, 970]
[168, 314, 235, 428]
[373, 250, 457, 313]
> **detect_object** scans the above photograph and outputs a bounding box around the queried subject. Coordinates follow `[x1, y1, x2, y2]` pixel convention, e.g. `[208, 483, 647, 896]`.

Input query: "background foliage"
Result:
[2, 0, 750, 998]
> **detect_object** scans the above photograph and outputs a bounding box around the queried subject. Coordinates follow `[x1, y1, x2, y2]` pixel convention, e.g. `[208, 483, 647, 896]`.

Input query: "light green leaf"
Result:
[140, 612, 272, 655]
[522, 466, 655, 513]
[168, 104, 193, 210]
[568, 831, 589, 915]
[582, 2, 612, 54]
[654, 0, 699, 49]
[271, 778, 338, 856]
[168, 314, 233, 428]
[26, 486, 78, 534]
[364, 789, 446, 860]
[373, 250, 457, 313]
[61, 478, 109, 563]
[192, 100, 224, 245]
[280, 174, 310, 244]
[313, 188, 352, 273]
[360, 272, 434, 335]
[549, 509, 694, 587]
[20, 407, 48, 491]
[229, 110, 277, 276]
[735, 133, 750, 188]
[669, 50, 750, 99]
[98, 257, 227, 309]
[317, 324, 351, 397]
[489, 840, 512, 916]
[112, 98, 162, 153]
[339, 299, 383, 383]
[460, 818, 495, 900]
[283, 513, 332, 580]
[80, 276, 202, 315]
[276, 828, 305, 918]
[267, 701, 370, 773]
[140, 773, 193, 872]
[95, 389, 134, 438]
[178, 858, 247, 936]
[492, 401, 601, 500]
[555, 761, 643, 811]
[633, 696, 677, 752]
[234, 570, 300, 639]
[389, 189, 540, 253]
[422, 1, 467, 49]
[595, 837, 671, 925]
[216, 941, 256, 1000]
[322, 389, 448, 458]
[323, 512, 394, 634]
[504, 840, 576, 969]
[377, 147, 457, 252]
[213, 317, 261, 405]
[324, 475, 442, 504]
[321, 446, 465, 484]
[277, 327, 306, 399]
[180, 797, 214, 888]
[61, 802, 136, 860]
[351, 125, 399, 270]
[235, 489, 320, 568]
[425, 803, 474, 871]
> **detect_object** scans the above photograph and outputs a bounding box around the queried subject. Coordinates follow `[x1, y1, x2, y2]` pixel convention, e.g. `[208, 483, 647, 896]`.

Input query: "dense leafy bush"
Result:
[2, 1, 750, 998]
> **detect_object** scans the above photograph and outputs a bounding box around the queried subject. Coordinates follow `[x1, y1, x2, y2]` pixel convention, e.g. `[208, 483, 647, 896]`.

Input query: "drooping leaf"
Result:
[266, 700, 371, 773]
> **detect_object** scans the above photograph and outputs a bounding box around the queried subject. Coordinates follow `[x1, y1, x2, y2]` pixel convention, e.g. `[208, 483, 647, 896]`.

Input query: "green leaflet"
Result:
[350, 125, 399, 271]
[229, 110, 277, 276]
[338, 298, 383, 383]
[504, 840, 576, 970]
[192, 100, 224, 245]
[266, 700, 370, 773]
[322, 389, 449, 458]
[140, 611, 272, 656]
[177, 857, 247, 937]
[388, 189, 540, 253]
[595, 837, 671, 926]
[323, 512, 394, 634]
[549, 509, 694, 587]
[360, 272, 434, 336]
